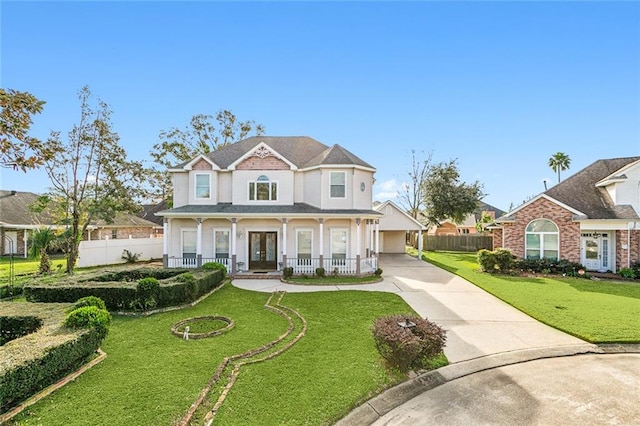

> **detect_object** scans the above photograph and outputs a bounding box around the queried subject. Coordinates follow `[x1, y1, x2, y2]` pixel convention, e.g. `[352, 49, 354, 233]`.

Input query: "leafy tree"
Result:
[474, 211, 494, 233]
[423, 160, 485, 226]
[149, 110, 265, 199]
[548, 152, 571, 183]
[28, 227, 61, 274]
[36, 86, 146, 274]
[0, 88, 58, 170]
[398, 149, 433, 219]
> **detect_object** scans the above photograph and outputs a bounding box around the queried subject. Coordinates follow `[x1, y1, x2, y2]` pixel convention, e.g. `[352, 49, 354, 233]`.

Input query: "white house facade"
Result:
[157, 136, 385, 275]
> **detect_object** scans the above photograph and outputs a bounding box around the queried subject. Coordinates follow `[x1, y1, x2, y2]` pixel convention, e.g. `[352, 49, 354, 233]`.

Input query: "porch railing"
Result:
[167, 257, 230, 269]
[284, 257, 378, 275]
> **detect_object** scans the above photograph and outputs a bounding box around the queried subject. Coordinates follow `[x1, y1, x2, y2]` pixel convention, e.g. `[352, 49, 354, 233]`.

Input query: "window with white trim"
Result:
[330, 229, 348, 260]
[182, 229, 197, 259]
[195, 173, 211, 199]
[214, 229, 230, 259]
[330, 172, 346, 198]
[525, 219, 559, 260]
[249, 175, 278, 201]
[296, 230, 312, 260]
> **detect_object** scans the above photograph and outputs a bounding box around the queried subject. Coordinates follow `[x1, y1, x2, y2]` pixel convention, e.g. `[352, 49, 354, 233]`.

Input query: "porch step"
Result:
[231, 271, 283, 280]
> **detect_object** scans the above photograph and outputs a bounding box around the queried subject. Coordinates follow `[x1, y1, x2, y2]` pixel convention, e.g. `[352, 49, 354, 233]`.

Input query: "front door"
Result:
[249, 232, 278, 270]
[581, 232, 610, 271]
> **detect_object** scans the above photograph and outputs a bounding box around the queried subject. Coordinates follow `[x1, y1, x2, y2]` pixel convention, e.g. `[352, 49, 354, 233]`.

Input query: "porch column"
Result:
[417, 229, 423, 260]
[23, 231, 28, 259]
[281, 218, 287, 269]
[196, 218, 202, 268]
[231, 219, 237, 274]
[318, 219, 324, 266]
[375, 220, 380, 255]
[163, 218, 168, 267]
[356, 218, 361, 275]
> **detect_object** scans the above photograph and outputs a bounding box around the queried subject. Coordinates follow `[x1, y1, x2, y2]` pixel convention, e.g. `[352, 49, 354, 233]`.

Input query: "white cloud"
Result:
[373, 179, 403, 201]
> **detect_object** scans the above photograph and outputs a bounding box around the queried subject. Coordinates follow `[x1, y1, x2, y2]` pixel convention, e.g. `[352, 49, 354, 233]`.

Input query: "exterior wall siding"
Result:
[500, 198, 581, 262]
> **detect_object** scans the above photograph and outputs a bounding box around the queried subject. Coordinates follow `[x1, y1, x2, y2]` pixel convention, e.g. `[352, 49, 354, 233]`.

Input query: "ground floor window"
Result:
[296, 230, 312, 263]
[182, 229, 197, 259]
[525, 219, 558, 260]
[214, 229, 230, 258]
[330, 229, 348, 261]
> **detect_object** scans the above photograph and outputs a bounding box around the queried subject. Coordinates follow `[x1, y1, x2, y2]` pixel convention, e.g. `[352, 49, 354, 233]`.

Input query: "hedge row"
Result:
[23, 269, 223, 311]
[0, 316, 43, 346]
[0, 327, 104, 414]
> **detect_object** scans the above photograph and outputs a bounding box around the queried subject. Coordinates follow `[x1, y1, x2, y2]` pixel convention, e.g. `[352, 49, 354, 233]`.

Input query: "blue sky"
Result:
[1, 1, 639, 211]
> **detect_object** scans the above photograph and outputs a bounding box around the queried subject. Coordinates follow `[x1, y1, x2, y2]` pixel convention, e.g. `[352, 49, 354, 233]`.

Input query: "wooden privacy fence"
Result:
[420, 234, 493, 252]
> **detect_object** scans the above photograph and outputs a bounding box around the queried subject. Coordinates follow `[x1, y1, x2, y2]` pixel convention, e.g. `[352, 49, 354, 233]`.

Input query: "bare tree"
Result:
[398, 149, 433, 219]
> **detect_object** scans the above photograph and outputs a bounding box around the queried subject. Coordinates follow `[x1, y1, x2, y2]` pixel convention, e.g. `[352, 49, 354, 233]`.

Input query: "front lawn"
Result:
[7, 284, 413, 425]
[414, 249, 640, 343]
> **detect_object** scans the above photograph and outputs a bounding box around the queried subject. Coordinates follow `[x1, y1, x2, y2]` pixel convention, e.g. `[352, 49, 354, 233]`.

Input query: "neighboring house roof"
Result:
[172, 136, 375, 171]
[91, 213, 159, 228]
[474, 201, 506, 222]
[158, 203, 382, 218]
[498, 156, 640, 222]
[374, 200, 426, 231]
[0, 190, 55, 228]
[139, 201, 168, 226]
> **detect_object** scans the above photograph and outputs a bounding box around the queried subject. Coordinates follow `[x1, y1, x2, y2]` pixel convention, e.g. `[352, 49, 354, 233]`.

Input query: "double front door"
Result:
[249, 232, 278, 270]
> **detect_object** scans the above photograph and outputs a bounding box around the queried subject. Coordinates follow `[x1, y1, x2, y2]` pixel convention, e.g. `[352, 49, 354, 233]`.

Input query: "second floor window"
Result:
[330, 172, 346, 198]
[195, 174, 211, 199]
[249, 175, 277, 201]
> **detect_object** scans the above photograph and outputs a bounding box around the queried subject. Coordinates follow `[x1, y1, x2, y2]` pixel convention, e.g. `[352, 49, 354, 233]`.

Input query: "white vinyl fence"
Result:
[78, 237, 163, 268]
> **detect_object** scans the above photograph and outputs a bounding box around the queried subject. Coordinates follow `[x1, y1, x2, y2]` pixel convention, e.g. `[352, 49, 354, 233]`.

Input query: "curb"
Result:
[336, 343, 640, 426]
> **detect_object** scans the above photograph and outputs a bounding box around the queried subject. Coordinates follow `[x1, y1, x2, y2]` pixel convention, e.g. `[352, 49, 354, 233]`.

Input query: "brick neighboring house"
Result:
[492, 156, 640, 273]
[0, 189, 159, 256]
[425, 202, 505, 235]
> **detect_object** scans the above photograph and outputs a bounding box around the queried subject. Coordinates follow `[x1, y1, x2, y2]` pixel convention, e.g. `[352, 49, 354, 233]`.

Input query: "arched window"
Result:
[525, 219, 559, 260]
[249, 175, 278, 201]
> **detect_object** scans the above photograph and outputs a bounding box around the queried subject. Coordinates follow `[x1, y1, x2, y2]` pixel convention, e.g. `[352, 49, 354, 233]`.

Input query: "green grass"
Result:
[7, 284, 414, 425]
[0, 256, 67, 283]
[284, 274, 382, 285]
[413, 249, 640, 343]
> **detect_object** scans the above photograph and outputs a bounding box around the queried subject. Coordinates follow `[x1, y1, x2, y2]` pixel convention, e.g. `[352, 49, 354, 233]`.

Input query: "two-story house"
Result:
[492, 156, 640, 273]
[156, 136, 391, 275]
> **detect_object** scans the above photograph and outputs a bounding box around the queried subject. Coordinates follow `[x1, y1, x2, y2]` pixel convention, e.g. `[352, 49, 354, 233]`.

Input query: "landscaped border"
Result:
[171, 316, 234, 339]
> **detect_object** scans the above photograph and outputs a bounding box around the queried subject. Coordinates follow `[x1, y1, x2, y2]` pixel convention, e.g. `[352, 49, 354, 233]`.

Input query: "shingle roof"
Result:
[174, 136, 374, 170]
[157, 203, 381, 217]
[0, 190, 55, 226]
[139, 200, 168, 225]
[543, 157, 640, 220]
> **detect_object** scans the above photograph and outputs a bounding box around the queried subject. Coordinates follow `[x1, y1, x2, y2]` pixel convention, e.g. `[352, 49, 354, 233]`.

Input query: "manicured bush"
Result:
[631, 262, 640, 279]
[374, 268, 383, 276]
[477, 249, 498, 272]
[0, 285, 22, 299]
[0, 328, 103, 414]
[0, 316, 43, 346]
[133, 277, 160, 311]
[64, 306, 111, 336]
[315, 267, 326, 277]
[372, 314, 447, 373]
[72, 295, 107, 311]
[201, 262, 227, 278]
[618, 267, 636, 279]
[24, 269, 224, 312]
[283, 267, 294, 278]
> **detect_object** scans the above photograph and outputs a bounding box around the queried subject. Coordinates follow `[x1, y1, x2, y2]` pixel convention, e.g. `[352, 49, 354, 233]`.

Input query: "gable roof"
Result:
[0, 190, 55, 227]
[139, 200, 168, 226]
[172, 136, 375, 171]
[544, 156, 640, 220]
[374, 200, 426, 231]
[498, 156, 640, 222]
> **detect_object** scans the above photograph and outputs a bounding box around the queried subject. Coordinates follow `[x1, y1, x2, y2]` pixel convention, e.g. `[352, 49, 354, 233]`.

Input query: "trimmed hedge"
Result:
[0, 327, 104, 414]
[0, 316, 43, 346]
[23, 268, 224, 312]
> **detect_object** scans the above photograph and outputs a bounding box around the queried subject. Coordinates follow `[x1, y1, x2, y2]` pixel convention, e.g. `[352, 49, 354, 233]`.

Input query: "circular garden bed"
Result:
[171, 316, 234, 339]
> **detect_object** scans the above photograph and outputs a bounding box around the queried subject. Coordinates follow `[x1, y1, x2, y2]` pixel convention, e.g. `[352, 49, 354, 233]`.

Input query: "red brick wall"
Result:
[492, 227, 502, 250]
[616, 229, 640, 269]
[499, 198, 580, 262]
[236, 155, 289, 170]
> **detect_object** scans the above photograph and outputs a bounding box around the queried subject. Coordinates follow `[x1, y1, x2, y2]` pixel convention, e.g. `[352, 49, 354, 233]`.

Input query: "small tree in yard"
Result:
[372, 314, 447, 373]
[33, 86, 146, 275]
[28, 227, 61, 275]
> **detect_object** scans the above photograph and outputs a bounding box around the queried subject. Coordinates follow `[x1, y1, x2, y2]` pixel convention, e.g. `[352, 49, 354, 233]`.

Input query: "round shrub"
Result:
[374, 268, 383, 276]
[65, 306, 111, 334]
[72, 296, 107, 311]
[315, 267, 326, 277]
[202, 262, 227, 278]
[283, 267, 294, 278]
[137, 277, 160, 295]
[372, 314, 447, 373]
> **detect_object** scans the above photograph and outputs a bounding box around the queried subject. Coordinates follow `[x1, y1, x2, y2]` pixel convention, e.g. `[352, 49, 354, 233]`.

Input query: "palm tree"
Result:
[28, 227, 60, 274]
[548, 152, 571, 184]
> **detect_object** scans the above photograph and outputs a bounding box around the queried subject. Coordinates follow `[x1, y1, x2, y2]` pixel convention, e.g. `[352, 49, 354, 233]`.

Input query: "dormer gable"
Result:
[228, 141, 297, 171]
[180, 154, 220, 171]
